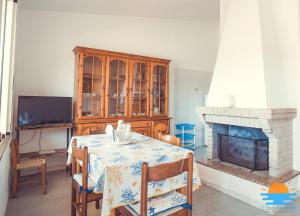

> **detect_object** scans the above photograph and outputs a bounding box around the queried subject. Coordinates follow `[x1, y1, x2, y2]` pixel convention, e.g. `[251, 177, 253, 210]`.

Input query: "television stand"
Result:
[15, 123, 73, 150]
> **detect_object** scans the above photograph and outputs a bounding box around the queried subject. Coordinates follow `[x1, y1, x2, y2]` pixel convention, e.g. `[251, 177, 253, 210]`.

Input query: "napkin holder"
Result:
[105, 120, 131, 144]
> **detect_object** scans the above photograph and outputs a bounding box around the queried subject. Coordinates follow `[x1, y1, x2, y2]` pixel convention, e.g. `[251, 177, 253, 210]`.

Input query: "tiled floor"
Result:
[6, 170, 300, 216]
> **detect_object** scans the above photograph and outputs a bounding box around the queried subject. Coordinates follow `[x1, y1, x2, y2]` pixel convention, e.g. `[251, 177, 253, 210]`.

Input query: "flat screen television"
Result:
[17, 96, 72, 126]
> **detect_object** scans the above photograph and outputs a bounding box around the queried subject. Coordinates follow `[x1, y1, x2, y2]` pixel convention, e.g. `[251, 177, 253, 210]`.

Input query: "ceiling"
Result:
[19, 0, 220, 21]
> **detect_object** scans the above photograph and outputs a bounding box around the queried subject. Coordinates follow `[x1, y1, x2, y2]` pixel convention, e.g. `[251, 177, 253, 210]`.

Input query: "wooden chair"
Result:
[116, 153, 193, 216]
[69, 126, 103, 176]
[71, 140, 103, 216]
[69, 128, 103, 175]
[158, 132, 181, 147]
[11, 139, 47, 198]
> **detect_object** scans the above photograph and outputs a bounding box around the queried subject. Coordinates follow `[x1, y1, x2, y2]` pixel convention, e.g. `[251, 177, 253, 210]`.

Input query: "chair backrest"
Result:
[11, 139, 19, 169]
[140, 153, 193, 216]
[71, 139, 89, 190]
[158, 133, 181, 147]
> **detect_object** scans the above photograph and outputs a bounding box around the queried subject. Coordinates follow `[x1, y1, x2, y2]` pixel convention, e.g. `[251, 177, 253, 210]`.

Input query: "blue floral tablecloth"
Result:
[67, 132, 201, 216]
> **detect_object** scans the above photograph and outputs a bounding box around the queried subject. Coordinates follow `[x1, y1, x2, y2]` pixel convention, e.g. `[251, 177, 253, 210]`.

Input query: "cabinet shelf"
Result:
[110, 76, 126, 81]
[109, 96, 126, 99]
[83, 73, 102, 78]
[132, 113, 147, 116]
[108, 114, 126, 117]
[175, 123, 196, 151]
[133, 97, 147, 100]
[175, 133, 195, 140]
[152, 81, 166, 84]
[82, 112, 98, 116]
[83, 76, 102, 79]
[133, 79, 147, 82]
[153, 97, 166, 100]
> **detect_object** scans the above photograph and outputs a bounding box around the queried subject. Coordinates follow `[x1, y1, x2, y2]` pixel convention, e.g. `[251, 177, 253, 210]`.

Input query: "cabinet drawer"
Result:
[152, 120, 170, 138]
[109, 121, 151, 128]
[129, 121, 151, 128]
[132, 127, 151, 137]
[77, 123, 106, 135]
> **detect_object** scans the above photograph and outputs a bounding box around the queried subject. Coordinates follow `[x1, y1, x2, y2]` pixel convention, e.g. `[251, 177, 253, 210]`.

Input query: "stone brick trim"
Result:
[198, 107, 297, 178]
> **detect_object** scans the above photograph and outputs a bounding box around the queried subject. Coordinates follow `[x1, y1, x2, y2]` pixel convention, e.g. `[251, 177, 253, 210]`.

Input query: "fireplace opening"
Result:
[218, 133, 269, 171]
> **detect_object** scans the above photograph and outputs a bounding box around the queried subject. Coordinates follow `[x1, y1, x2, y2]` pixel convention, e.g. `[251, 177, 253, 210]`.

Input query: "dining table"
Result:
[67, 132, 201, 216]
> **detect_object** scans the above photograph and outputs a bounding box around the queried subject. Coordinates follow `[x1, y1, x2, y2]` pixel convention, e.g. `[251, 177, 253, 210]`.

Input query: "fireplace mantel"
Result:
[198, 107, 297, 120]
[198, 106, 297, 177]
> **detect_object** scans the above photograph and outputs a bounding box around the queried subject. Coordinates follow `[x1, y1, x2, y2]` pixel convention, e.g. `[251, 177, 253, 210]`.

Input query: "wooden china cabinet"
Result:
[73, 47, 171, 138]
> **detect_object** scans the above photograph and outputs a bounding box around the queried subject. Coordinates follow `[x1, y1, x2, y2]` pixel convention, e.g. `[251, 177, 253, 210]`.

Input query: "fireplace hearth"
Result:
[218, 134, 269, 171]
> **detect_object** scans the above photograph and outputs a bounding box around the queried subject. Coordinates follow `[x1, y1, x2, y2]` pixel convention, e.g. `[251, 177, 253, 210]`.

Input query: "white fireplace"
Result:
[199, 107, 297, 178]
[195, 0, 300, 211]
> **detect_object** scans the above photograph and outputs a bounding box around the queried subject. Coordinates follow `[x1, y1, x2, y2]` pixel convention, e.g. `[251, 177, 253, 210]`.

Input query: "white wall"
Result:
[14, 9, 218, 153]
[174, 68, 212, 146]
[0, 139, 11, 216]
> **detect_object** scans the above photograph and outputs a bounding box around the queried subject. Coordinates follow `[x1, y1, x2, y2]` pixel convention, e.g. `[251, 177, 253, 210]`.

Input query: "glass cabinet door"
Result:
[151, 63, 168, 116]
[106, 57, 128, 118]
[80, 54, 104, 118]
[129, 61, 149, 117]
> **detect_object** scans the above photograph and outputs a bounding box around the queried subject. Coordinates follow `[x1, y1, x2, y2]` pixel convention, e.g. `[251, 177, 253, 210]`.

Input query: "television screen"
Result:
[17, 96, 72, 126]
